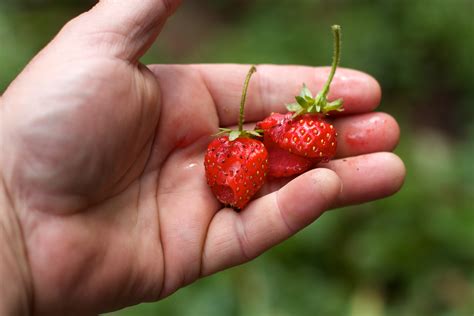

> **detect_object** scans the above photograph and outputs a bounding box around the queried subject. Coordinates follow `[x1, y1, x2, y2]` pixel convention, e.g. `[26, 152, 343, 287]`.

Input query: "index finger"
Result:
[194, 64, 382, 126]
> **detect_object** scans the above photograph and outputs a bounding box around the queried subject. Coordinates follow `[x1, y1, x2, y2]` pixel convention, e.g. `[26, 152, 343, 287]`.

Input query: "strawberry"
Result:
[258, 112, 337, 161]
[204, 66, 268, 209]
[205, 137, 267, 209]
[262, 134, 313, 178]
[257, 25, 344, 178]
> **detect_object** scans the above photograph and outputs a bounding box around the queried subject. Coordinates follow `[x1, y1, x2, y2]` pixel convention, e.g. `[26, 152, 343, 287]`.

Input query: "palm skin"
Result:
[0, 1, 405, 315]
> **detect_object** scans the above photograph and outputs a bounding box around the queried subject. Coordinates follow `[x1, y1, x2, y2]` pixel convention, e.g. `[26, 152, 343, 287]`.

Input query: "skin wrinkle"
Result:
[104, 63, 159, 185]
[198, 213, 218, 278]
[132, 19, 168, 63]
[0, 175, 34, 315]
[235, 212, 252, 261]
[128, 180, 145, 303]
[143, 82, 168, 171]
[196, 66, 227, 128]
[82, 28, 131, 60]
[147, 170, 165, 302]
[197, 204, 216, 281]
[155, 171, 171, 300]
[275, 191, 296, 234]
[196, 67, 238, 127]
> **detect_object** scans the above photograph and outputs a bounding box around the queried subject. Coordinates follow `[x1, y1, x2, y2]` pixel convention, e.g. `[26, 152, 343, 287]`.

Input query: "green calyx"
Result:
[214, 65, 263, 141]
[287, 25, 344, 118]
[215, 128, 264, 141]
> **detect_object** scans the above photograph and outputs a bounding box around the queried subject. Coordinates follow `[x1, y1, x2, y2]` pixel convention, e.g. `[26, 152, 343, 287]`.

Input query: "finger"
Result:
[194, 64, 382, 126]
[326, 152, 406, 207]
[260, 152, 405, 203]
[334, 112, 400, 158]
[201, 168, 342, 276]
[62, 0, 181, 61]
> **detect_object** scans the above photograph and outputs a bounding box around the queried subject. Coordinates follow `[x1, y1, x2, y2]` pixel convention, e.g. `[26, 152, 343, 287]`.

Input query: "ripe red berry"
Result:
[257, 25, 344, 178]
[204, 137, 268, 209]
[262, 134, 313, 178]
[275, 114, 337, 161]
[204, 66, 268, 209]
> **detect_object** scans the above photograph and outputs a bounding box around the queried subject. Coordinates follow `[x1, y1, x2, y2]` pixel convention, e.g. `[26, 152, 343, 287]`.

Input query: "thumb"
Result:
[65, 0, 181, 62]
[201, 168, 342, 276]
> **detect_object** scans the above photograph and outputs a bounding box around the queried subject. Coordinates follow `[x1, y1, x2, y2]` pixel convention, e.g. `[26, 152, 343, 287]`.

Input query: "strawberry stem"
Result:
[287, 25, 343, 118]
[320, 25, 341, 98]
[238, 65, 257, 132]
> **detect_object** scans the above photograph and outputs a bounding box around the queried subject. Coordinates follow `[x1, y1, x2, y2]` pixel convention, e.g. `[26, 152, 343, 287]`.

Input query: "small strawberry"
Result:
[257, 25, 344, 178]
[204, 66, 268, 209]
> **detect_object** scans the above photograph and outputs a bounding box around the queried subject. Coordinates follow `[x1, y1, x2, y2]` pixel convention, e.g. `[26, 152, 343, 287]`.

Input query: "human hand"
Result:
[0, 1, 405, 315]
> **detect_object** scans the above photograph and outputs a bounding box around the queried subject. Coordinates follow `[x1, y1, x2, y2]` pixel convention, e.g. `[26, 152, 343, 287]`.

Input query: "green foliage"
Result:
[1, 1, 473, 315]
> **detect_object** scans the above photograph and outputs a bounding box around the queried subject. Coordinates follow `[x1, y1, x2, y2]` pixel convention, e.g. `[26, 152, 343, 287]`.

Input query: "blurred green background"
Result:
[1, 0, 473, 315]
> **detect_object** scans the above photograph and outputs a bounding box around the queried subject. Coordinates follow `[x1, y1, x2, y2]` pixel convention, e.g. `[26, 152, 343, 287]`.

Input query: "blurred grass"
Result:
[1, 1, 473, 315]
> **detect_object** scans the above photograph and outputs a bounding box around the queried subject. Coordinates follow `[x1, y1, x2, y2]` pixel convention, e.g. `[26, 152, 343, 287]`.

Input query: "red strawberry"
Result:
[260, 113, 337, 161]
[256, 112, 313, 177]
[204, 66, 268, 209]
[257, 25, 344, 178]
[204, 137, 268, 209]
[263, 135, 313, 178]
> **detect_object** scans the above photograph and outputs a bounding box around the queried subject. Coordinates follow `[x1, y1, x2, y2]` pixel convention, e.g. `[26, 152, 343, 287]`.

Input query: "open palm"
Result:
[0, 1, 405, 315]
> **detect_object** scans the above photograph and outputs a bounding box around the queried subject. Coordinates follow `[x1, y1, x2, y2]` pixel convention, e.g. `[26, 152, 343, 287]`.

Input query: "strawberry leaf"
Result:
[323, 99, 344, 113]
[286, 102, 303, 112]
[295, 96, 308, 107]
[304, 95, 315, 104]
[229, 130, 241, 141]
[248, 130, 263, 137]
[213, 128, 232, 137]
[300, 83, 313, 98]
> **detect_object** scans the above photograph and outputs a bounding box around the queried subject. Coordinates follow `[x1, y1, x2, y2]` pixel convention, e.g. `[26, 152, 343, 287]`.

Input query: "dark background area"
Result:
[1, 1, 473, 315]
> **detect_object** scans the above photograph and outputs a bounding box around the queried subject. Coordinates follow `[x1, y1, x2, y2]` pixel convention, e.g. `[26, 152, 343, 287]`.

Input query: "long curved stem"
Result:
[239, 65, 257, 132]
[320, 25, 341, 98]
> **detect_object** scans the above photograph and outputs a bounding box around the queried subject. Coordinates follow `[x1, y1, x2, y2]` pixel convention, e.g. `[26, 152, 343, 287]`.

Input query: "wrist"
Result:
[0, 177, 33, 316]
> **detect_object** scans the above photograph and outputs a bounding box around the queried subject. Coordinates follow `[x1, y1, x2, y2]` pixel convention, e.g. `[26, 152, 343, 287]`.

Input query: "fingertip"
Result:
[380, 152, 406, 195]
[327, 68, 382, 113]
[379, 112, 400, 151]
[328, 152, 406, 207]
[334, 112, 401, 158]
[365, 72, 382, 110]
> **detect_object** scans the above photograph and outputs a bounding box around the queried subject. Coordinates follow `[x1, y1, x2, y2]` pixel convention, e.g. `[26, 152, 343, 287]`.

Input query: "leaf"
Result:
[295, 96, 308, 107]
[323, 99, 344, 114]
[286, 102, 303, 112]
[229, 130, 241, 141]
[299, 83, 313, 98]
[248, 130, 263, 137]
[304, 95, 315, 103]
